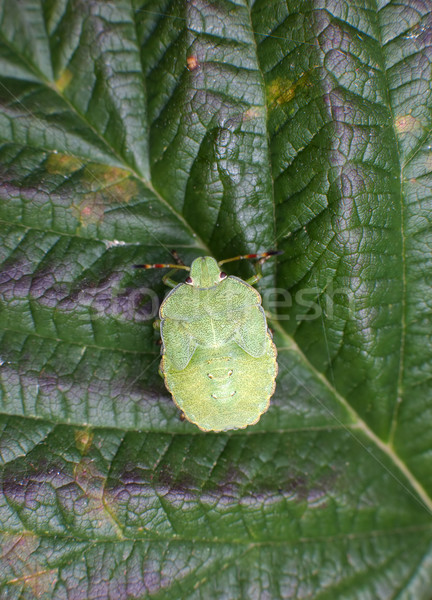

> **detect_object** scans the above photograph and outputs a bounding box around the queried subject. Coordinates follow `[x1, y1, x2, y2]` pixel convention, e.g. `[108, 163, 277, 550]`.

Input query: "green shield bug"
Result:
[134, 251, 281, 432]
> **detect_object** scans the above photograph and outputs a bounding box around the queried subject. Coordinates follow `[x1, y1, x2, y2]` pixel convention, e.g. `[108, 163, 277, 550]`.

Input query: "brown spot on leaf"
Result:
[75, 429, 94, 455]
[187, 55, 199, 71]
[267, 77, 295, 105]
[107, 176, 138, 203]
[267, 73, 311, 107]
[395, 114, 420, 133]
[243, 106, 264, 121]
[71, 193, 105, 226]
[76, 166, 137, 205]
[83, 164, 130, 185]
[54, 68, 73, 92]
[45, 152, 82, 176]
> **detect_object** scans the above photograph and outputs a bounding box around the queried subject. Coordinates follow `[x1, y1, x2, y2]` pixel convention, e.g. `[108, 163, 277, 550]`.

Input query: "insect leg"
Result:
[244, 257, 267, 285]
[162, 269, 183, 288]
[244, 270, 262, 285]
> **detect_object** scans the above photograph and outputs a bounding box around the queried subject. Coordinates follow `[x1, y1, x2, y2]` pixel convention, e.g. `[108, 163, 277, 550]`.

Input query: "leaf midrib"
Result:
[272, 320, 432, 515]
[377, 24, 407, 447]
[0, 523, 430, 546]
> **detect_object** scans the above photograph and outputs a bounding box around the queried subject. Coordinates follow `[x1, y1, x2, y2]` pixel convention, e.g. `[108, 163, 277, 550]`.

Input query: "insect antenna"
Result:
[133, 263, 190, 271]
[218, 250, 283, 266]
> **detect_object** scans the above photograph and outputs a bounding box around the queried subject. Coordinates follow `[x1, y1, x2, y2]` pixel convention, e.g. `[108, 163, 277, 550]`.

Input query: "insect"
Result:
[134, 251, 281, 432]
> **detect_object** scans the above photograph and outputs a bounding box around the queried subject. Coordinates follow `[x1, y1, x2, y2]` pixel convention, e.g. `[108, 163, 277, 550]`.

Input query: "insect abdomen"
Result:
[161, 336, 277, 432]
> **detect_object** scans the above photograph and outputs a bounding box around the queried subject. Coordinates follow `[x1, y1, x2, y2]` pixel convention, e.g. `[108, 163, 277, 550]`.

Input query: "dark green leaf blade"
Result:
[256, 1, 403, 439]
[0, 1, 432, 599]
[136, 0, 275, 255]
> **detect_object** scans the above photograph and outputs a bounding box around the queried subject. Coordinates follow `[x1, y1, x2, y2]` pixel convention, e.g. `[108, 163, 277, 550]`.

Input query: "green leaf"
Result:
[0, 0, 431, 598]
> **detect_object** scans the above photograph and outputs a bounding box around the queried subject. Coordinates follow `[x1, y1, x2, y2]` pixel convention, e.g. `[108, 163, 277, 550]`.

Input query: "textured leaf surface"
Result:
[1, 1, 432, 598]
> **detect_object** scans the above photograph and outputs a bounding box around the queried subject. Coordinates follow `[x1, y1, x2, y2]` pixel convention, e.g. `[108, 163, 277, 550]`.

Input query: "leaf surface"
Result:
[0, 1, 432, 598]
